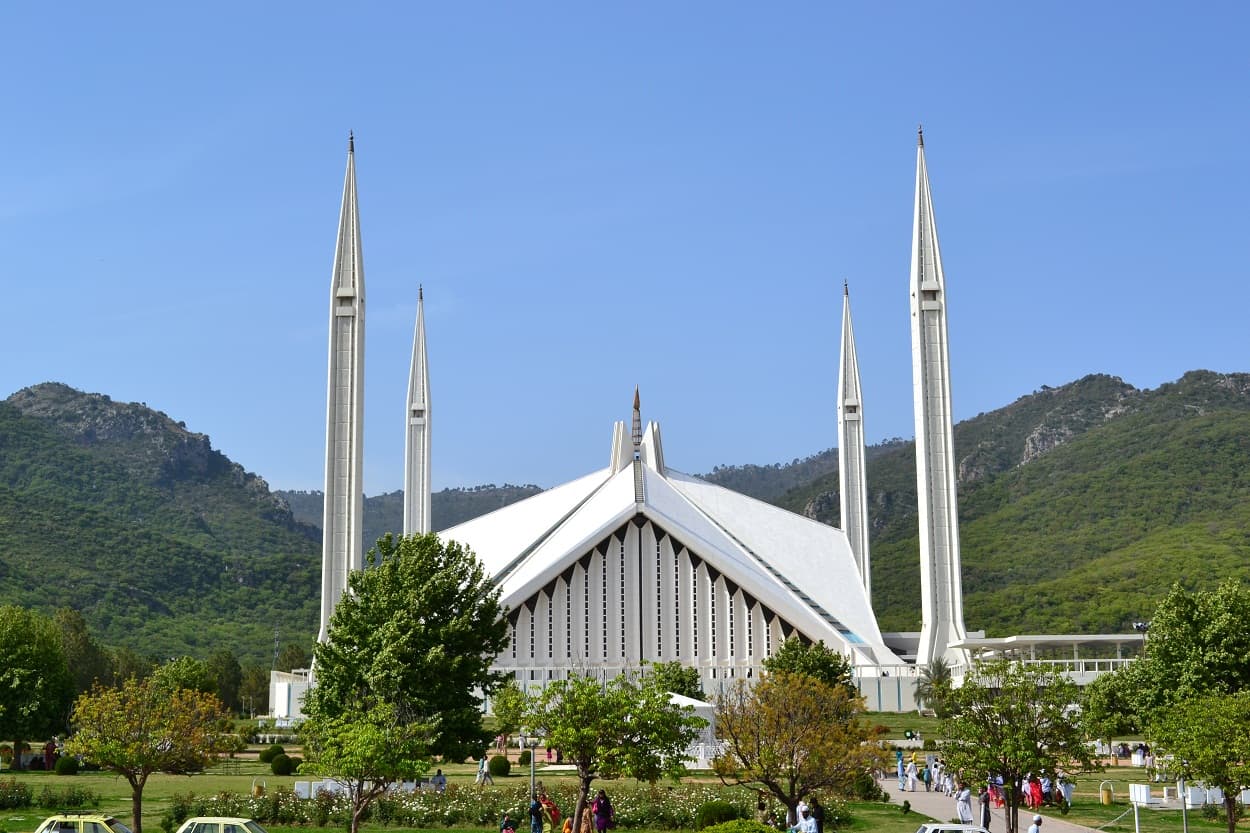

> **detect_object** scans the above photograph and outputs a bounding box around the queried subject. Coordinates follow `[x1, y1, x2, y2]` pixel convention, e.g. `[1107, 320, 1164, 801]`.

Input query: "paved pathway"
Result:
[876, 778, 1103, 833]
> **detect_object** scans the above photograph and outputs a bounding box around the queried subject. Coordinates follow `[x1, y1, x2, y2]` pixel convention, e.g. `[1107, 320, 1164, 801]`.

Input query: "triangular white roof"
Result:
[440, 421, 902, 667]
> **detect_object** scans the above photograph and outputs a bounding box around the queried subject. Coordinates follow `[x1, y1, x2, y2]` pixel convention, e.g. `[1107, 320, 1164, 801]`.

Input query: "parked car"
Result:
[33, 814, 133, 833]
[174, 819, 269, 833]
[914, 825, 991, 833]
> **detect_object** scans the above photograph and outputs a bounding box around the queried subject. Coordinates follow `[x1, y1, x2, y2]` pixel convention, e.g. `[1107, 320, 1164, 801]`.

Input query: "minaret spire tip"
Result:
[418, 284, 423, 302]
[348, 130, 355, 153]
[917, 124, 924, 148]
[843, 279, 849, 297]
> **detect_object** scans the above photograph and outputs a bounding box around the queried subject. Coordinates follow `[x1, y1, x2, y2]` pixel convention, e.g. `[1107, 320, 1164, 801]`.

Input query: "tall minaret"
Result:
[837, 281, 871, 599]
[403, 286, 432, 535]
[910, 127, 968, 666]
[319, 132, 366, 643]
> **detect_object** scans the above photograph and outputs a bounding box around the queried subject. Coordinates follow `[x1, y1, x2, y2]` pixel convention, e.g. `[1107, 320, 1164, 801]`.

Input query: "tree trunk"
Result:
[572, 772, 595, 833]
[1005, 782, 1019, 833]
[130, 782, 144, 833]
[1225, 793, 1238, 833]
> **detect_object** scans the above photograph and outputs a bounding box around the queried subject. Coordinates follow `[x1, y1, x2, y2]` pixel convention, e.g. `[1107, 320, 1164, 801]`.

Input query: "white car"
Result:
[915, 825, 991, 833]
[174, 819, 269, 833]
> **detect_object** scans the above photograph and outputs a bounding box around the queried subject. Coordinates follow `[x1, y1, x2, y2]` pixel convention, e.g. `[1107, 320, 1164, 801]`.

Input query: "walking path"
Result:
[876, 778, 1102, 833]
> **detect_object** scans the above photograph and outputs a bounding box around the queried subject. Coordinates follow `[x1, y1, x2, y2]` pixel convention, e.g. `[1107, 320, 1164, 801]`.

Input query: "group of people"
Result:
[501, 789, 614, 833]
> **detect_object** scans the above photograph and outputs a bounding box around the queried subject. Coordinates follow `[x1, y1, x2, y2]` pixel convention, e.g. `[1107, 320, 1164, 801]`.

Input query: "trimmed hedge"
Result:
[695, 801, 744, 830]
[259, 744, 286, 764]
[488, 755, 511, 777]
[54, 757, 80, 776]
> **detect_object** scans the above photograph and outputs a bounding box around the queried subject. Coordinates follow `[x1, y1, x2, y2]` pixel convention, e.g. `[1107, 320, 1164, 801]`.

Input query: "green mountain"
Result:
[2, 371, 1248, 665]
[0, 383, 320, 666]
[276, 484, 544, 549]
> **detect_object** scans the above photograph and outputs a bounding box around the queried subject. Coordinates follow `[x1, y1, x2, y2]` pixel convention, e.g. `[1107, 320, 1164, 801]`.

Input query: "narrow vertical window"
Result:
[620, 542, 627, 658]
[656, 542, 663, 657]
[602, 551, 608, 659]
[584, 565, 591, 659]
[673, 551, 680, 656]
[692, 573, 699, 658]
[566, 584, 572, 659]
[710, 581, 718, 658]
[746, 604, 753, 657]
[728, 591, 735, 658]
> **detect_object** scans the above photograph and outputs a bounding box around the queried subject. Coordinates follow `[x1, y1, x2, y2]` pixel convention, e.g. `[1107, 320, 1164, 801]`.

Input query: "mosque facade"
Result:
[286, 129, 978, 715]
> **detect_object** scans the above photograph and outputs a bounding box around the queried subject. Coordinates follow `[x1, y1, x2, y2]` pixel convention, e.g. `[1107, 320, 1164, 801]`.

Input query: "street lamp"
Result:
[526, 731, 542, 799]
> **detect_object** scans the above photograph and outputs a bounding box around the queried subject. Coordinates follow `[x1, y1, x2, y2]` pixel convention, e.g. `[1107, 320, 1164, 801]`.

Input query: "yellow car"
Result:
[174, 819, 269, 833]
[33, 815, 134, 833]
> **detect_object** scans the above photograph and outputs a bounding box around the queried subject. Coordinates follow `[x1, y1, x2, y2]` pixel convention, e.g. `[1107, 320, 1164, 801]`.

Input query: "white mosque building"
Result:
[269, 129, 1137, 719]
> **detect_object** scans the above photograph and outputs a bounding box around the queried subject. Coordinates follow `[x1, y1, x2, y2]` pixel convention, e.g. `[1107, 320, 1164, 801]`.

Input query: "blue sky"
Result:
[3, 3, 1248, 494]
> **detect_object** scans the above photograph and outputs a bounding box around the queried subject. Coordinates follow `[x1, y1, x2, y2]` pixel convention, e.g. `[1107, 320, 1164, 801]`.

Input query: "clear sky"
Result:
[3, 3, 1248, 494]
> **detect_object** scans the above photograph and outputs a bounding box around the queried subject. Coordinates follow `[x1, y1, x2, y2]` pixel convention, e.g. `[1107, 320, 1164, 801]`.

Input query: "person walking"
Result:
[530, 795, 544, 833]
[591, 790, 614, 833]
[978, 785, 992, 831]
[1028, 815, 1043, 833]
[905, 758, 918, 791]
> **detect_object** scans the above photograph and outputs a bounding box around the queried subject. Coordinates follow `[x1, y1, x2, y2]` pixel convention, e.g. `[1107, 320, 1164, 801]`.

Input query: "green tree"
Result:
[0, 605, 73, 762]
[939, 660, 1097, 833]
[150, 656, 215, 695]
[108, 646, 155, 686]
[54, 608, 111, 697]
[1080, 667, 1141, 752]
[300, 702, 431, 833]
[304, 532, 508, 762]
[275, 642, 310, 673]
[1148, 691, 1250, 833]
[204, 649, 243, 713]
[645, 660, 703, 699]
[239, 663, 270, 717]
[64, 677, 229, 833]
[913, 658, 953, 717]
[762, 638, 853, 689]
[714, 671, 885, 825]
[528, 672, 704, 830]
[490, 678, 528, 756]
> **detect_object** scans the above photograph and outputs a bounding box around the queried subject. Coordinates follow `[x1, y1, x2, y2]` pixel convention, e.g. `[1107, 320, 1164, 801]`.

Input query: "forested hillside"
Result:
[0, 383, 320, 665]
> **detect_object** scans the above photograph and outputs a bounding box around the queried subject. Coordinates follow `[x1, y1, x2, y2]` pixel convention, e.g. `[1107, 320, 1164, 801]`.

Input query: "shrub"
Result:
[37, 784, 100, 809]
[55, 757, 80, 776]
[849, 770, 885, 801]
[700, 821, 774, 833]
[271, 754, 297, 776]
[259, 744, 286, 764]
[488, 754, 511, 778]
[922, 738, 937, 751]
[0, 778, 32, 810]
[901, 800, 911, 815]
[695, 800, 744, 830]
[518, 750, 531, 766]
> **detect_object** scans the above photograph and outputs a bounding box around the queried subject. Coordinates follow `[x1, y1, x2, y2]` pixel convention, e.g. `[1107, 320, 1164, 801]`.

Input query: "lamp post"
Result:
[528, 732, 542, 799]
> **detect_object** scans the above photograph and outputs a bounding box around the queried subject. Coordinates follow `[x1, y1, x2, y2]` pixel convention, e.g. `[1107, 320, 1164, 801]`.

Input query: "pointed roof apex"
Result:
[348, 130, 355, 153]
[633, 385, 640, 411]
[917, 124, 924, 148]
[843, 279, 849, 297]
[418, 284, 424, 302]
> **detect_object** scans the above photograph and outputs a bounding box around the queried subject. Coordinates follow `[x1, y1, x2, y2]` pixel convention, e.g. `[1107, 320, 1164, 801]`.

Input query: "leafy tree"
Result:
[300, 701, 431, 833]
[490, 678, 528, 754]
[65, 677, 229, 833]
[0, 605, 73, 760]
[913, 658, 953, 717]
[150, 656, 215, 695]
[713, 671, 885, 825]
[304, 532, 508, 762]
[1135, 580, 1250, 707]
[108, 646, 156, 686]
[528, 672, 704, 830]
[939, 660, 1097, 833]
[1148, 691, 1250, 833]
[54, 608, 111, 697]
[1080, 667, 1141, 748]
[275, 642, 311, 673]
[646, 660, 703, 699]
[762, 638, 853, 689]
[204, 649, 243, 713]
[239, 663, 270, 717]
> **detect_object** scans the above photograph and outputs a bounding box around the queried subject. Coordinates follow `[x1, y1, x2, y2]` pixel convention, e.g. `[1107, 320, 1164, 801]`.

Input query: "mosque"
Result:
[269, 129, 1139, 719]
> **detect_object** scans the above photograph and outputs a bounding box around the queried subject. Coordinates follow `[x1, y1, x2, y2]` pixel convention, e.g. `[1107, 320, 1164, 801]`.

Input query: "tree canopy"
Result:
[645, 660, 704, 699]
[65, 677, 228, 833]
[1148, 691, 1250, 833]
[714, 670, 884, 824]
[528, 672, 704, 830]
[0, 604, 73, 750]
[762, 638, 853, 689]
[939, 660, 1096, 833]
[304, 531, 509, 762]
[300, 701, 431, 833]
